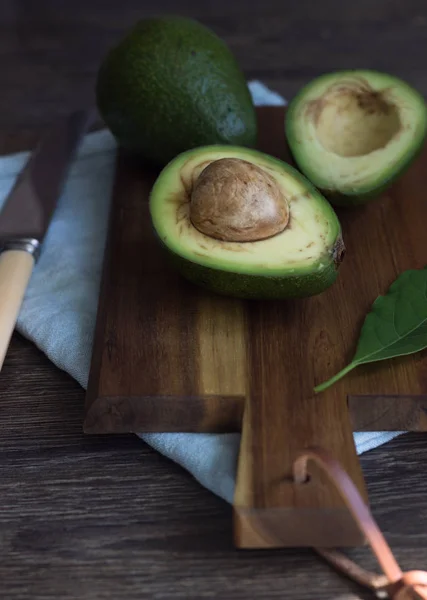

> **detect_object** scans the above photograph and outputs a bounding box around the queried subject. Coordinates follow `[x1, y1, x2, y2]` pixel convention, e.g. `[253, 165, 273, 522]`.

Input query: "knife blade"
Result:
[0, 109, 93, 370]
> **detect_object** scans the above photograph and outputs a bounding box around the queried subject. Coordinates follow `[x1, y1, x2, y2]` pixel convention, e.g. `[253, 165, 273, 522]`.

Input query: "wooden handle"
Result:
[0, 250, 35, 370]
[233, 301, 367, 548]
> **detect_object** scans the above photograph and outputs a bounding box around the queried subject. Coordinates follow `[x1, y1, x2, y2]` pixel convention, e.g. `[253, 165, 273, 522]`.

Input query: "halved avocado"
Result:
[286, 70, 427, 206]
[149, 146, 345, 300]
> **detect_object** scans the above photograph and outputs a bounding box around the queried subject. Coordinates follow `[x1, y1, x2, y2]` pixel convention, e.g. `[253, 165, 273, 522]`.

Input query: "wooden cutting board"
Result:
[85, 106, 427, 548]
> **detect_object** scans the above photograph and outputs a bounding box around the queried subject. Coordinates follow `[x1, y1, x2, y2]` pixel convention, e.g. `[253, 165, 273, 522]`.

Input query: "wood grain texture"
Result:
[232, 109, 427, 548]
[1, 0, 427, 596]
[83, 392, 427, 434]
[233, 298, 366, 548]
[86, 106, 427, 437]
[0, 250, 34, 369]
[84, 150, 248, 433]
[85, 105, 427, 549]
[349, 396, 427, 432]
[3, 336, 427, 600]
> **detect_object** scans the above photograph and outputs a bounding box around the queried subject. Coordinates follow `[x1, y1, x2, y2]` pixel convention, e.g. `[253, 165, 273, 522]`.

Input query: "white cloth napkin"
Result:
[1, 81, 401, 504]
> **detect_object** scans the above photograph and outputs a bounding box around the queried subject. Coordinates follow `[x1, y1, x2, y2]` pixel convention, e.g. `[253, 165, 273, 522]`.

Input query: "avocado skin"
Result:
[96, 16, 257, 165]
[149, 144, 345, 300]
[285, 70, 427, 207]
[158, 237, 343, 300]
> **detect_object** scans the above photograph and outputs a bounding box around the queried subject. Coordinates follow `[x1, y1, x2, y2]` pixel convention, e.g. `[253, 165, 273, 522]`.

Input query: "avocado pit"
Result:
[313, 84, 401, 157]
[189, 158, 290, 242]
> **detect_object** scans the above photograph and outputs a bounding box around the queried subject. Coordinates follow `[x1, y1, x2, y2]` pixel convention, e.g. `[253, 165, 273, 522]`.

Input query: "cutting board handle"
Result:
[298, 447, 427, 599]
[0, 249, 35, 370]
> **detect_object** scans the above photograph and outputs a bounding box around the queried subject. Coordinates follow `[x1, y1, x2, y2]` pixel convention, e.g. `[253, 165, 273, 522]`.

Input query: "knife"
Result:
[0, 109, 93, 370]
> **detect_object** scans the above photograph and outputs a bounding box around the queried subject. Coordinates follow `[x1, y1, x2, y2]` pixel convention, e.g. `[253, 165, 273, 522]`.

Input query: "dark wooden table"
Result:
[1, 1, 427, 598]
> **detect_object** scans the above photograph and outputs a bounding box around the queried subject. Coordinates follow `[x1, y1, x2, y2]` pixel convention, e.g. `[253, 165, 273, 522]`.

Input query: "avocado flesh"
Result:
[96, 16, 257, 166]
[286, 70, 427, 205]
[149, 146, 344, 300]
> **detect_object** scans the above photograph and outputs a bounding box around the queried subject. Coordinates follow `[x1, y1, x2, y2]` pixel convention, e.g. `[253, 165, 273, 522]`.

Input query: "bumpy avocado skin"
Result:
[159, 239, 342, 300]
[285, 70, 427, 207]
[151, 225, 344, 301]
[96, 16, 257, 165]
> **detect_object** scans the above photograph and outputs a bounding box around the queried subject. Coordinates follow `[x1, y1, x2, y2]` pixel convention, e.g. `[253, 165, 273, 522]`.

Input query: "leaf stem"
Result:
[314, 362, 357, 393]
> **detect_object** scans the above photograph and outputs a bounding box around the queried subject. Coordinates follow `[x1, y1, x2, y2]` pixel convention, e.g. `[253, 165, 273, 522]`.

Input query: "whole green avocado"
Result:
[96, 16, 258, 165]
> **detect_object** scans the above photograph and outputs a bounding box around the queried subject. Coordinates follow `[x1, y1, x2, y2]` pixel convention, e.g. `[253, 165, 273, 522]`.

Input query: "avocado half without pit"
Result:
[149, 146, 345, 300]
[286, 70, 427, 206]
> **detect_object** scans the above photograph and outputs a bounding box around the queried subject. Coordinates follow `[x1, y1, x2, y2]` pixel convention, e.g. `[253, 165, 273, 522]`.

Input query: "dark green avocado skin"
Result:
[160, 239, 343, 300]
[96, 16, 257, 165]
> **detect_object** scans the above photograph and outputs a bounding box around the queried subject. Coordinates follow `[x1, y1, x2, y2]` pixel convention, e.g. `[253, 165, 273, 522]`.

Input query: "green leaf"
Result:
[314, 267, 427, 393]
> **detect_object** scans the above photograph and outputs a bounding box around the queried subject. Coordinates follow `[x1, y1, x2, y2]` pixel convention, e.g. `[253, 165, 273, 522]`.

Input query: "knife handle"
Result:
[0, 249, 35, 370]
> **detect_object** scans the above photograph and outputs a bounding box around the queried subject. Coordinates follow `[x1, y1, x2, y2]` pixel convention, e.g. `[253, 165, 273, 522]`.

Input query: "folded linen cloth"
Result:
[1, 81, 401, 504]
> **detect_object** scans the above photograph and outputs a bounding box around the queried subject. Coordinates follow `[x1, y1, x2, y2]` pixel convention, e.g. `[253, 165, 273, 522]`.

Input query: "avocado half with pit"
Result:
[286, 70, 427, 206]
[149, 146, 345, 300]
